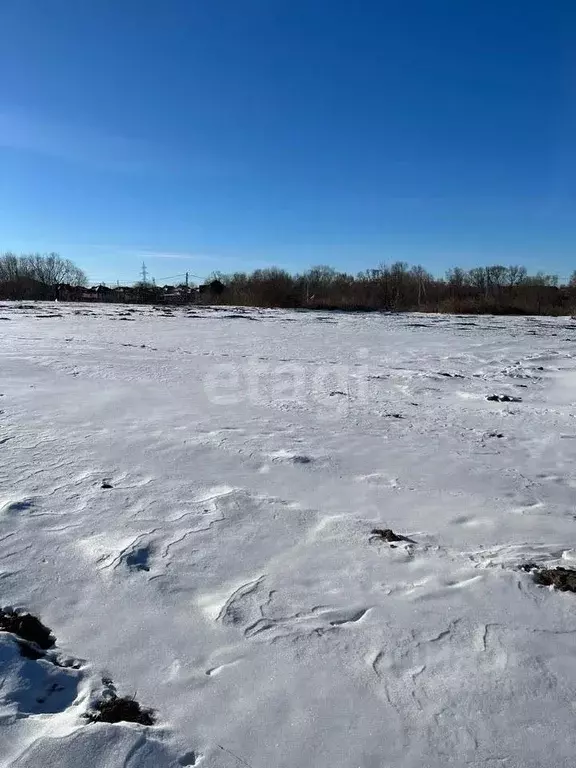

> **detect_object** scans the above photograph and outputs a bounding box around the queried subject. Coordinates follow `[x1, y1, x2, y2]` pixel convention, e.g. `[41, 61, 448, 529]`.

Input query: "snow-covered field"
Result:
[2, 300, 576, 767]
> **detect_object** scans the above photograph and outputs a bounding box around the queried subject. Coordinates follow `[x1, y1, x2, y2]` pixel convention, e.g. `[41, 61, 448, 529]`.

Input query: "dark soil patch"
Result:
[292, 455, 312, 464]
[438, 372, 465, 379]
[384, 413, 405, 419]
[86, 695, 155, 726]
[370, 528, 416, 544]
[0, 607, 55, 649]
[487, 394, 522, 403]
[329, 390, 348, 397]
[487, 432, 504, 438]
[533, 567, 576, 592]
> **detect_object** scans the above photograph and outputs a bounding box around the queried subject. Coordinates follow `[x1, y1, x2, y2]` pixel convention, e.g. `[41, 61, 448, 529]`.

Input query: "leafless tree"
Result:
[0, 252, 87, 298]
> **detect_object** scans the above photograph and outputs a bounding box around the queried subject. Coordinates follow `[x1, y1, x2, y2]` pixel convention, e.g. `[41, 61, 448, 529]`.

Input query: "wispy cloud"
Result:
[70, 243, 246, 265]
[148, 251, 218, 261]
[0, 108, 166, 173]
[0, 107, 246, 178]
[109, 247, 222, 266]
[110, 248, 282, 270]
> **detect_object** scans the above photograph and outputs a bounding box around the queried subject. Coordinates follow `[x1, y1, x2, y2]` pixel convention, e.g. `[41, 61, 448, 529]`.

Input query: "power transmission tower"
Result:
[141, 262, 148, 284]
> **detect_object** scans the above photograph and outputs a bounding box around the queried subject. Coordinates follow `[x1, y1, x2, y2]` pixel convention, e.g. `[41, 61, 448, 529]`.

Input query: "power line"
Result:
[155, 272, 209, 282]
[155, 273, 187, 281]
[85, 264, 216, 286]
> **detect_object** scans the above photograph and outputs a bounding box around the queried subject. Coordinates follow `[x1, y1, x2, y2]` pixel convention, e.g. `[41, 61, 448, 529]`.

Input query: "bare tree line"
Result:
[0, 253, 87, 299]
[213, 263, 576, 315]
[1, 251, 576, 315]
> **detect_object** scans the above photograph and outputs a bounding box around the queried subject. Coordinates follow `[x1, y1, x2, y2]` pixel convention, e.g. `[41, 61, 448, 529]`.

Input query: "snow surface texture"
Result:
[1, 301, 576, 767]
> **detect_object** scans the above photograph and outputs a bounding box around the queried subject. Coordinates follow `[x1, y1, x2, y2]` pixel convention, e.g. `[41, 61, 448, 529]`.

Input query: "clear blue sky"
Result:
[1, 0, 574, 284]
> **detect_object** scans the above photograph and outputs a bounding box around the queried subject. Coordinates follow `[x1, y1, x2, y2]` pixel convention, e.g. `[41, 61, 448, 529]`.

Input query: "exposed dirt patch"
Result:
[0, 607, 55, 649]
[292, 455, 313, 464]
[0, 608, 159, 725]
[86, 694, 156, 725]
[370, 528, 416, 544]
[532, 567, 576, 592]
[487, 394, 522, 403]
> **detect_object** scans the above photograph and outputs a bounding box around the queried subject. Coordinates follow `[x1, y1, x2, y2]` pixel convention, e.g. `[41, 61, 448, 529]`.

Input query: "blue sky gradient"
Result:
[1, 0, 575, 284]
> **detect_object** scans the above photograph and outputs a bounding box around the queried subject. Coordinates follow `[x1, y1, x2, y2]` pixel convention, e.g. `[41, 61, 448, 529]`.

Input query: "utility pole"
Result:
[141, 262, 148, 284]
